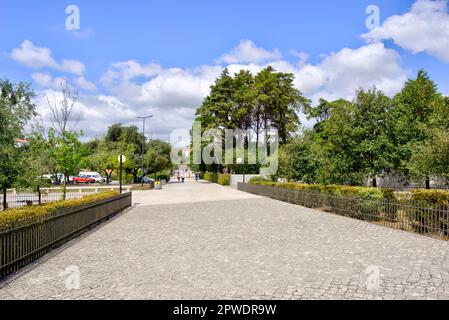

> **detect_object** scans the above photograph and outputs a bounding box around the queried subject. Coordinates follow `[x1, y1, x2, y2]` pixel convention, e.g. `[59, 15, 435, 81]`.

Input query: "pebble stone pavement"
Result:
[1, 179, 449, 300]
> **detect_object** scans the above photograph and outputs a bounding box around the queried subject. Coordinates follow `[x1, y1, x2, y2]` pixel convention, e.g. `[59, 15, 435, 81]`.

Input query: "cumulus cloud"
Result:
[293, 43, 409, 102]
[74, 76, 97, 92]
[26, 39, 411, 140]
[362, 0, 449, 62]
[217, 40, 282, 64]
[101, 60, 162, 85]
[11, 40, 86, 75]
[11, 40, 59, 70]
[31, 73, 66, 90]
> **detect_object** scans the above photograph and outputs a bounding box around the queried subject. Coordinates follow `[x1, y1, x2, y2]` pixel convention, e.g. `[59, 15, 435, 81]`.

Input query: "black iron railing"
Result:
[0, 192, 132, 278]
[0, 192, 94, 211]
[238, 183, 449, 240]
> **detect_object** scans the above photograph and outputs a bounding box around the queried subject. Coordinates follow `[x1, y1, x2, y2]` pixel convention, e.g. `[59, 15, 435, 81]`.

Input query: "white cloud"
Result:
[217, 40, 282, 64]
[31, 72, 96, 92]
[101, 60, 162, 85]
[11, 40, 58, 69]
[11, 40, 85, 75]
[362, 0, 449, 62]
[74, 76, 97, 92]
[31, 73, 65, 90]
[61, 60, 85, 75]
[293, 43, 410, 102]
[28, 39, 410, 140]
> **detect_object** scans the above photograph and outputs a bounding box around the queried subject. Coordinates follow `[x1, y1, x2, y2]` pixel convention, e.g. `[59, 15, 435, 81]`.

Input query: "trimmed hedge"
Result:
[0, 191, 119, 231]
[412, 189, 449, 207]
[249, 180, 393, 201]
[157, 174, 170, 182]
[217, 174, 230, 186]
[410, 189, 449, 234]
[248, 176, 271, 183]
[203, 172, 218, 183]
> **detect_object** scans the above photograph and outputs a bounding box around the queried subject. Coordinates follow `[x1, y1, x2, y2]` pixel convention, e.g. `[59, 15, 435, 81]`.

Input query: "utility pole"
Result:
[137, 115, 154, 186]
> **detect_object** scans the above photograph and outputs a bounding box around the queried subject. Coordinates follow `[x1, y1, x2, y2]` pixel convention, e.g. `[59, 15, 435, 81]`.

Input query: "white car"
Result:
[79, 172, 104, 183]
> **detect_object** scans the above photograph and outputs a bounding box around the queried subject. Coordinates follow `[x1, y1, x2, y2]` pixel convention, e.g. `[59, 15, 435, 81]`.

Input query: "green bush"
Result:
[410, 189, 449, 234]
[0, 191, 119, 231]
[217, 174, 230, 186]
[249, 181, 398, 220]
[157, 174, 170, 182]
[412, 189, 449, 206]
[248, 176, 270, 184]
[203, 172, 218, 183]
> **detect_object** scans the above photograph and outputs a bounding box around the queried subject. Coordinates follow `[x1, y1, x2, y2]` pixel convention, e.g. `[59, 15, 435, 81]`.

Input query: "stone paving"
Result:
[1, 180, 449, 300]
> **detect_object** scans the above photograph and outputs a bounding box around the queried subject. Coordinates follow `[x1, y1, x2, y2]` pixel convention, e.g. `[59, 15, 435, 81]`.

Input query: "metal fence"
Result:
[238, 183, 449, 240]
[0, 192, 132, 278]
[0, 192, 95, 211]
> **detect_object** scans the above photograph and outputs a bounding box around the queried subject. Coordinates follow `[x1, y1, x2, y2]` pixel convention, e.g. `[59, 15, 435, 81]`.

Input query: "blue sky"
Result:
[1, 0, 449, 140]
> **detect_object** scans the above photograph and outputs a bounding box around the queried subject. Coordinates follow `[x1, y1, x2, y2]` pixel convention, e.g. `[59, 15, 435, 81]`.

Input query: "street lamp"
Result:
[137, 115, 154, 187]
[118, 155, 126, 194]
[237, 157, 245, 184]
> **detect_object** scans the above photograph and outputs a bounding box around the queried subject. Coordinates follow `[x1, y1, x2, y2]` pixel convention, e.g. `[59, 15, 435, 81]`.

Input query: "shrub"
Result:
[248, 181, 399, 220]
[203, 172, 218, 183]
[410, 189, 449, 234]
[0, 191, 119, 231]
[157, 174, 170, 182]
[249, 176, 270, 184]
[217, 174, 230, 186]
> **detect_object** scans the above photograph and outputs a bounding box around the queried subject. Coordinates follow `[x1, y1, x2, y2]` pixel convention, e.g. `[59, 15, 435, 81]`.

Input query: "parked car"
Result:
[141, 177, 155, 184]
[41, 173, 65, 185]
[79, 172, 104, 183]
[72, 175, 96, 184]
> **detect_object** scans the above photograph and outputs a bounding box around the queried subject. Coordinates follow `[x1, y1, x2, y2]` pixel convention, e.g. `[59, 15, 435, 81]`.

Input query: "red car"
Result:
[72, 175, 96, 184]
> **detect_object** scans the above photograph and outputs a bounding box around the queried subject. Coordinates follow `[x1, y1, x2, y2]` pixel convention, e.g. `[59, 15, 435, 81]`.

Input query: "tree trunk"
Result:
[372, 177, 377, 188]
[425, 177, 431, 190]
[37, 186, 42, 205]
[2, 187, 7, 211]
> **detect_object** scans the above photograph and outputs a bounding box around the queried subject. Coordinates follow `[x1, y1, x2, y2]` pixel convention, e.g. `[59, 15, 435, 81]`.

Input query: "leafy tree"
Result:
[351, 88, 396, 187]
[48, 129, 85, 199]
[392, 70, 445, 188]
[144, 140, 173, 178]
[104, 124, 146, 183]
[253, 66, 308, 144]
[15, 138, 52, 204]
[276, 130, 318, 183]
[408, 127, 449, 181]
[0, 79, 36, 209]
[88, 140, 119, 184]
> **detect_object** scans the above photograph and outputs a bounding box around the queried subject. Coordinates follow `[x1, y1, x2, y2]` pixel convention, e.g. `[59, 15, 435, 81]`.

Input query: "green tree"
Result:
[144, 140, 173, 178]
[276, 130, 319, 183]
[104, 124, 145, 183]
[88, 140, 120, 184]
[49, 129, 85, 199]
[392, 70, 445, 188]
[253, 66, 308, 144]
[0, 80, 36, 209]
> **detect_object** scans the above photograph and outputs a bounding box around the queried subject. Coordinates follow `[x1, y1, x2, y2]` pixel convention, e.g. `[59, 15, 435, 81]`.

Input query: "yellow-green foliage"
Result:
[249, 180, 393, 200]
[217, 174, 230, 186]
[412, 189, 449, 207]
[203, 172, 218, 183]
[248, 176, 270, 183]
[0, 191, 119, 231]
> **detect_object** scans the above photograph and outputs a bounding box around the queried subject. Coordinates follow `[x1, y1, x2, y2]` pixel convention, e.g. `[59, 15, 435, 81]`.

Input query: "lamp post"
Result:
[137, 115, 154, 187]
[237, 157, 245, 184]
[118, 155, 126, 194]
